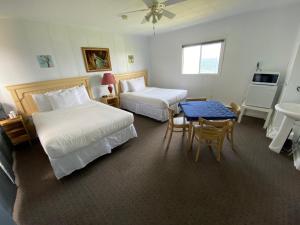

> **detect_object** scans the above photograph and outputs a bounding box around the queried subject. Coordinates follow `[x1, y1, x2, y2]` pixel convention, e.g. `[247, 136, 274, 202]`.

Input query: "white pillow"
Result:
[120, 80, 129, 93]
[73, 85, 90, 103]
[32, 89, 61, 112]
[127, 77, 146, 92]
[46, 89, 81, 110]
[32, 94, 52, 112]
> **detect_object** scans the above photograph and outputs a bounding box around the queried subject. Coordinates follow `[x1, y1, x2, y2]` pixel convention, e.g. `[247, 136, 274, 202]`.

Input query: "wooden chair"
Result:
[164, 108, 189, 149]
[226, 102, 241, 149]
[192, 119, 230, 162]
[186, 97, 207, 102]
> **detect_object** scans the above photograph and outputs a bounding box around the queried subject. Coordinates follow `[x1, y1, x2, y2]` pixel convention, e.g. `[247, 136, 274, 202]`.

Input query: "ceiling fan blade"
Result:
[163, 0, 186, 6]
[141, 11, 152, 24]
[142, 0, 155, 7]
[120, 8, 149, 15]
[162, 9, 176, 19]
[144, 12, 152, 21]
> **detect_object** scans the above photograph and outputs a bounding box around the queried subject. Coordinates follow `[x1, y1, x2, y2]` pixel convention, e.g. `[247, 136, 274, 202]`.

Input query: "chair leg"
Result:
[216, 149, 221, 162]
[216, 142, 223, 162]
[226, 132, 230, 141]
[195, 142, 201, 162]
[166, 129, 173, 149]
[230, 130, 234, 150]
[163, 125, 169, 140]
[191, 129, 195, 146]
[183, 118, 186, 136]
[227, 126, 234, 150]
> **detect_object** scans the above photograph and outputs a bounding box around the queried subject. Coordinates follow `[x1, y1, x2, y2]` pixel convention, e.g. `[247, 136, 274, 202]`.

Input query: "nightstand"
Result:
[100, 96, 120, 108]
[0, 115, 31, 146]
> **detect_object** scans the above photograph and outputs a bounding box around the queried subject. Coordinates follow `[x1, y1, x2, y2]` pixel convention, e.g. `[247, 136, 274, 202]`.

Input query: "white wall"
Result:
[0, 19, 150, 111]
[149, 4, 300, 111]
[267, 24, 300, 138]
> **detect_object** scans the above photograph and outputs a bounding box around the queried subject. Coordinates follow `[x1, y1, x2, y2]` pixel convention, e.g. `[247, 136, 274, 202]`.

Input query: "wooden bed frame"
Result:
[6, 70, 148, 118]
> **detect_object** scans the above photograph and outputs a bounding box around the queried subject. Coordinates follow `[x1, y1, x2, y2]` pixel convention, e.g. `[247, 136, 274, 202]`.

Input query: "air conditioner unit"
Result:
[244, 72, 280, 109]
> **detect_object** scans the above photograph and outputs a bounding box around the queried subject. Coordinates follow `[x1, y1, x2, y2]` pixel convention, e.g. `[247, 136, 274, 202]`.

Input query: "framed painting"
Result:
[81, 47, 112, 72]
[37, 55, 54, 68]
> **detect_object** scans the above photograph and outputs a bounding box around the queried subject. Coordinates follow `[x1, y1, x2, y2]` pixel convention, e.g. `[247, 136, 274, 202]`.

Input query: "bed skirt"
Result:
[120, 100, 180, 122]
[48, 124, 137, 179]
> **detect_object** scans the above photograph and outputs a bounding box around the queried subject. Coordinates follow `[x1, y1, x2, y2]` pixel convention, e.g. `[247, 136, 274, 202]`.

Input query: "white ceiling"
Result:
[0, 0, 299, 35]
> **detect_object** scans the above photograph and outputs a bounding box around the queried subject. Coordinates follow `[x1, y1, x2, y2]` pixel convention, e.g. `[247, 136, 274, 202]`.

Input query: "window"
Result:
[182, 40, 225, 75]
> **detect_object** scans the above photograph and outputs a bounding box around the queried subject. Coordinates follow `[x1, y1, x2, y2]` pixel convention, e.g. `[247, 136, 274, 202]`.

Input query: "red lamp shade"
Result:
[101, 73, 116, 85]
[101, 73, 116, 95]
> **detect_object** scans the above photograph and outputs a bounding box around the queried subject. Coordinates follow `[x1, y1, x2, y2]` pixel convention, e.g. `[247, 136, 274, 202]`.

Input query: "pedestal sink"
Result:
[269, 103, 300, 153]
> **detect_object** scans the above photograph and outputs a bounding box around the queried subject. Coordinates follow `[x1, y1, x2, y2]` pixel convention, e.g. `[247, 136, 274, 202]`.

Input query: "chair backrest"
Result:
[186, 97, 207, 102]
[195, 118, 230, 141]
[230, 102, 241, 118]
[167, 108, 175, 125]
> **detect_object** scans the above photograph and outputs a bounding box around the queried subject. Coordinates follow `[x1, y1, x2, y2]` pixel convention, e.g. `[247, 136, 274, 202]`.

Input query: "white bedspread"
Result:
[32, 101, 134, 159]
[120, 87, 187, 109]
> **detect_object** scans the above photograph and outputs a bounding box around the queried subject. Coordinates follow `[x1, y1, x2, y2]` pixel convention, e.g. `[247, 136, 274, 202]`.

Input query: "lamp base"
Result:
[108, 85, 113, 96]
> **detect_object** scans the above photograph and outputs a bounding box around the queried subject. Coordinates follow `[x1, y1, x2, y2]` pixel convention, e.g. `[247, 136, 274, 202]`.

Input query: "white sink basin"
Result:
[270, 103, 300, 153]
[275, 103, 300, 120]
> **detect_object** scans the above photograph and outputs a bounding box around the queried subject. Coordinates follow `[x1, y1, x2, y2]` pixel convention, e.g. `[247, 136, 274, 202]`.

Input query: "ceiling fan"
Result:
[120, 0, 186, 25]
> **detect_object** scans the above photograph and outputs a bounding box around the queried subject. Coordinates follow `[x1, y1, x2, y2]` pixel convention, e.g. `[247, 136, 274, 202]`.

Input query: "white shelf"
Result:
[238, 102, 273, 129]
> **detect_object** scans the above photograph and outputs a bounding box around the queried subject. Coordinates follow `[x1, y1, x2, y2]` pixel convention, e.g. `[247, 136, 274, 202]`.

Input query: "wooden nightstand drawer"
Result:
[0, 115, 31, 146]
[100, 96, 120, 108]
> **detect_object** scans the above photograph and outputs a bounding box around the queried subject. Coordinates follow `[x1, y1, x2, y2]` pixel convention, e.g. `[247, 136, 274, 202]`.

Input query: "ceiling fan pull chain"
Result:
[153, 24, 156, 36]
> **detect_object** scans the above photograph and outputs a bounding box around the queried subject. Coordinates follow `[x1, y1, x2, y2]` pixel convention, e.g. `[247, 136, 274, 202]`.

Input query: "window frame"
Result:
[181, 39, 225, 76]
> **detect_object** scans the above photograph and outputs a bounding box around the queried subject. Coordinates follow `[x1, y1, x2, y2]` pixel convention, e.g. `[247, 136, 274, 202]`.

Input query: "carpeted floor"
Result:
[13, 115, 300, 225]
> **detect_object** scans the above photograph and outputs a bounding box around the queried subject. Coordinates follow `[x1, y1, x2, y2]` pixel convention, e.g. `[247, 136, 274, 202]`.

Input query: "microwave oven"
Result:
[252, 72, 280, 86]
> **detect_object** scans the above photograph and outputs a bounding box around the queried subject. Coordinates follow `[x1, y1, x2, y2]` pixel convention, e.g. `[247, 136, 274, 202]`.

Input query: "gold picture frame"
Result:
[81, 47, 112, 72]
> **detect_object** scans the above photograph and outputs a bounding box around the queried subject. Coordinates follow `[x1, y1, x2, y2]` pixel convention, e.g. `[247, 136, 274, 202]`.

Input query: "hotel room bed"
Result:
[32, 101, 137, 179]
[120, 87, 187, 121]
[5, 70, 172, 178]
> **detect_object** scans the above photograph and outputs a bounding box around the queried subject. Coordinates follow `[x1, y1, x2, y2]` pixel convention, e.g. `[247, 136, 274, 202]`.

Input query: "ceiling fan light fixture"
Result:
[119, 0, 184, 26]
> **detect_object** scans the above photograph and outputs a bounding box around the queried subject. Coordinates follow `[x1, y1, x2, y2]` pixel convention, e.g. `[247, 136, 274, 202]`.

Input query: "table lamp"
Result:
[101, 73, 116, 96]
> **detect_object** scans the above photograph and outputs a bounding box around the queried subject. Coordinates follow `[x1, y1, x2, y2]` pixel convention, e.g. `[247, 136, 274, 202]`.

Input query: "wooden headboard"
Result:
[115, 70, 148, 95]
[6, 70, 148, 118]
[6, 76, 92, 117]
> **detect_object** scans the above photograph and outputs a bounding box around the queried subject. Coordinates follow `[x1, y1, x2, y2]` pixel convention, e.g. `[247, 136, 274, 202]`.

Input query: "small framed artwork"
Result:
[128, 55, 134, 64]
[37, 55, 54, 68]
[81, 47, 112, 72]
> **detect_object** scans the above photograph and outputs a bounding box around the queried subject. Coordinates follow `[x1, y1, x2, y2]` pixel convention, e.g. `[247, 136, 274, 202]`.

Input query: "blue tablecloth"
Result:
[179, 100, 237, 121]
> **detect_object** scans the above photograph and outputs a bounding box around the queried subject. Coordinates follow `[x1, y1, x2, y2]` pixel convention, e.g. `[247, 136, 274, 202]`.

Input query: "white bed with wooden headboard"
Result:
[6, 75, 138, 179]
[115, 71, 187, 121]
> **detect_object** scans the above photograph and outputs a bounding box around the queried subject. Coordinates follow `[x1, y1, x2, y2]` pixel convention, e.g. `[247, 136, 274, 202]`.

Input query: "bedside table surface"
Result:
[0, 115, 22, 126]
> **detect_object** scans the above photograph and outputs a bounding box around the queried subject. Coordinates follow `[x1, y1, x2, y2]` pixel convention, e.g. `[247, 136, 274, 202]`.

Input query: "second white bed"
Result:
[120, 87, 187, 121]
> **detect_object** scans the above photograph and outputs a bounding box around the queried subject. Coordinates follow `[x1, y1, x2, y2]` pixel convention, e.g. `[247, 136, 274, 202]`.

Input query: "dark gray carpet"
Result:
[13, 115, 300, 225]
